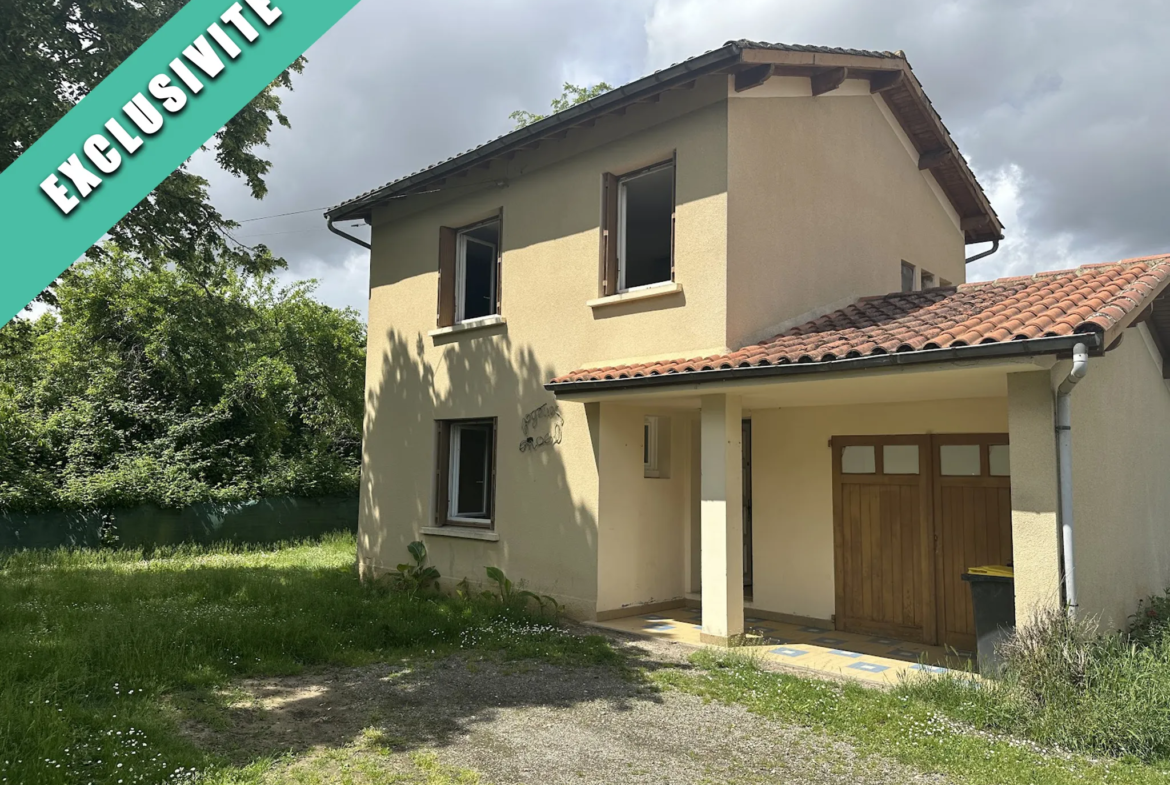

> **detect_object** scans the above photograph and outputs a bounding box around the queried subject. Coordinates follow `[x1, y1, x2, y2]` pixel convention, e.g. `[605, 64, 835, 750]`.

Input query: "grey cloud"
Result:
[196, 0, 1168, 311]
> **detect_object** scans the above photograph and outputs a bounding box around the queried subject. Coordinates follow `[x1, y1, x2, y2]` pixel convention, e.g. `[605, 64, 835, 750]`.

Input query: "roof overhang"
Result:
[546, 333, 1102, 398]
[327, 41, 1003, 245]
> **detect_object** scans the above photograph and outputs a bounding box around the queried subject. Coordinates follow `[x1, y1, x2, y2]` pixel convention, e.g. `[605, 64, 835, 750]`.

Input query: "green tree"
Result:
[509, 82, 614, 129]
[0, 247, 366, 512]
[0, 0, 305, 307]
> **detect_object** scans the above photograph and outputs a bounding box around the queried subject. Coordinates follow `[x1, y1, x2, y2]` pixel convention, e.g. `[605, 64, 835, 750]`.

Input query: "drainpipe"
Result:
[1055, 342, 1089, 618]
[965, 238, 1000, 264]
[327, 216, 371, 250]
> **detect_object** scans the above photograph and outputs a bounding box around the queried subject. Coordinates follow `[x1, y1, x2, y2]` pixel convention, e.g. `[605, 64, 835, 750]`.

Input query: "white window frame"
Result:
[448, 421, 493, 524]
[617, 162, 674, 294]
[644, 416, 660, 478]
[454, 220, 498, 324]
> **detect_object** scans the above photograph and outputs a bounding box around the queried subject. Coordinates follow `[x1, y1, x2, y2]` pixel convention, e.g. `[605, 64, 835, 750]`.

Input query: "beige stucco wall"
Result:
[726, 78, 967, 349]
[748, 397, 1009, 621]
[1068, 327, 1170, 630]
[358, 72, 990, 619]
[595, 405, 691, 612]
[359, 80, 729, 615]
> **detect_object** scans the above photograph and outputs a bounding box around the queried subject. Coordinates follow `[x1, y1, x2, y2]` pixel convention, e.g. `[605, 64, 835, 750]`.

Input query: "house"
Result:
[326, 41, 1170, 651]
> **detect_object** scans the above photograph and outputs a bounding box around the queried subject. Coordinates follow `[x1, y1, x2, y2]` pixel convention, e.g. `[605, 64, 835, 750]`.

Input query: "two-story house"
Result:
[326, 41, 1170, 653]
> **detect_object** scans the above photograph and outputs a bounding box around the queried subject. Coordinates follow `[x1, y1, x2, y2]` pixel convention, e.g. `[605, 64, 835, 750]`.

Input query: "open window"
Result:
[600, 159, 675, 295]
[920, 270, 936, 289]
[437, 215, 502, 327]
[435, 419, 497, 528]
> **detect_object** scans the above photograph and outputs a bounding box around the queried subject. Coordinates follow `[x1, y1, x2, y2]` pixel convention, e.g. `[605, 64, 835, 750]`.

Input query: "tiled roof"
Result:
[729, 40, 904, 60]
[549, 257, 1170, 387]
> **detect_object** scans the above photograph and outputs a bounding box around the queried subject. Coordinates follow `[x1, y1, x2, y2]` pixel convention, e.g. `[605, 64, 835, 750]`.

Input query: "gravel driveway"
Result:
[186, 635, 949, 784]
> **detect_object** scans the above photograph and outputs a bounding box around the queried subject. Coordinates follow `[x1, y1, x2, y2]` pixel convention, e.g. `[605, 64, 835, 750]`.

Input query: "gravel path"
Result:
[187, 635, 949, 784]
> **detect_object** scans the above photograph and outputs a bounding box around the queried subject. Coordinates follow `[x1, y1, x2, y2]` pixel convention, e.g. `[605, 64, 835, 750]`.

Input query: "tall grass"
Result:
[0, 533, 615, 785]
[901, 606, 1170, 762]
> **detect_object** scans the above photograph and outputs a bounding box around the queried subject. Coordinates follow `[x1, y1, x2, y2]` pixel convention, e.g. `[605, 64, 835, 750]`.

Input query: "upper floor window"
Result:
[600, 159, 675, 296]
[921, 270, 936, 289]
[437, 215, 502, 327]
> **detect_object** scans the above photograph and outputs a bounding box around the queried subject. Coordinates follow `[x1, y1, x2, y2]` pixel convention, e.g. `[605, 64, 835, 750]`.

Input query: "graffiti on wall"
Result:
[519, 402, 564, 452]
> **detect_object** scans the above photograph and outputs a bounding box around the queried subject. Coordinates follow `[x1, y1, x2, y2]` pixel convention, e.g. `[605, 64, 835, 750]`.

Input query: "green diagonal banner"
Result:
[0, 0, 362, 324]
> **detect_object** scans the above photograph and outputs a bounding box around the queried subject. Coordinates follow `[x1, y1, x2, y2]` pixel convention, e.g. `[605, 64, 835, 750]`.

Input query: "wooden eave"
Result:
[328, 43, 1002, 247]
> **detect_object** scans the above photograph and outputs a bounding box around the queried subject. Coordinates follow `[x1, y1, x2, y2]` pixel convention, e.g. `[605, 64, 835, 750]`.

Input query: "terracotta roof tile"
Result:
[549, 256, 1170, 387]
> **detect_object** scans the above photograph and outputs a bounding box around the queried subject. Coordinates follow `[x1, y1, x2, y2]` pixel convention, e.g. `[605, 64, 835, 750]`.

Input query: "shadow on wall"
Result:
[360, 329, 599, 608]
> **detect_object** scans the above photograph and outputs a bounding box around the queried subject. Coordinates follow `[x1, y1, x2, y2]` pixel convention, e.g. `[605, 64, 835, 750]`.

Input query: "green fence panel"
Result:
[0, 494, 358, 551]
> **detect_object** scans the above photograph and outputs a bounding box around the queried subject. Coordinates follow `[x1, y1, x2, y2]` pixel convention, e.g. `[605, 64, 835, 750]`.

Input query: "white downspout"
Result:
[1055, 342, 1090, 619]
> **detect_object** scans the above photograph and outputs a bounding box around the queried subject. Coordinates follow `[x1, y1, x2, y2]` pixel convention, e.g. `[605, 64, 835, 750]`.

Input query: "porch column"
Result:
[700, 393, 744, 645]
[1007, 371, 1062, 624]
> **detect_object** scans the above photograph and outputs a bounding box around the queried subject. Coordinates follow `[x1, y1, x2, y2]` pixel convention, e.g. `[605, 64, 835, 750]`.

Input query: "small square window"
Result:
[883, 444, 920, 474]
[901, 261, 916, 293]
[940, 444, 981, 476]
[920, 271, 936, 289]
[436, 419, 496, 528]
[456, 220, 499, 322]
[841, 445, 876, 474]
[989, 444, 1011, 476]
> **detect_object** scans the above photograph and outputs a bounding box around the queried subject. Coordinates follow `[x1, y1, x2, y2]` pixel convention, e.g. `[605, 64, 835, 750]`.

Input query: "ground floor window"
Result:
[435, 418, 496, 528]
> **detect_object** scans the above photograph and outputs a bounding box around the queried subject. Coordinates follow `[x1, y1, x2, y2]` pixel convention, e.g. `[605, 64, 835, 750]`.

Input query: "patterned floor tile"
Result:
[848, 661, 890, 673]
[643, 623, 675, 632]
[868, 636, 903, 646]
[909, 663, 949, 675]
[769, 646, 808, 658]
[827, 649, 864, 658]
[811, 636, 849, 646]
[798, 626, 831, 633]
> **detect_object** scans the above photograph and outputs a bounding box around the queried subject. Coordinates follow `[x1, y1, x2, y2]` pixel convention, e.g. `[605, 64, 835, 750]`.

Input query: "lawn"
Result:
[658, 649, 1170, 785]
[4, 534, 1169, 785]
[0, 533, 615, 785]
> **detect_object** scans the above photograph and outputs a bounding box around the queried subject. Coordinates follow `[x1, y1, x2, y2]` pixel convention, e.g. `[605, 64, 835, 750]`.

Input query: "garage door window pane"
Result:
[842, 445, 876, 474]
[883, 444, 920, 474]
[989, 444, 1011, 476]
[940, 444, 981, 476]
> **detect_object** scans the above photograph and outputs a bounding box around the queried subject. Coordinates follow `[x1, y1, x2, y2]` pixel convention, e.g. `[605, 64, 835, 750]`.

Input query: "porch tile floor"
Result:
[595, 609, 976, 686]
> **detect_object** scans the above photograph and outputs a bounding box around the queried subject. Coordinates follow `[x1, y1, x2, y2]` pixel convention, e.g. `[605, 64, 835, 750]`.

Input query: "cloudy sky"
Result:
[190, 0, 1170, 317]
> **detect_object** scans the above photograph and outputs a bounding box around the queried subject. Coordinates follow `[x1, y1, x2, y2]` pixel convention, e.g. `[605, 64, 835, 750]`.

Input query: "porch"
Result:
[594, 605, 967, 685]
[582, 358, 1064, 667]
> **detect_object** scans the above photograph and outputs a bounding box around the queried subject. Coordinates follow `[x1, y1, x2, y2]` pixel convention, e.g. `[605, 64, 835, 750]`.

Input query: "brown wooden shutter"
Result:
[488, 418, 498, 529]
[437, 226, 457, 327]
[670, 151, 677, 282]
[495, 208, 504, 315]
[600, 172, 619, 296]
[434, 421, 451, 525]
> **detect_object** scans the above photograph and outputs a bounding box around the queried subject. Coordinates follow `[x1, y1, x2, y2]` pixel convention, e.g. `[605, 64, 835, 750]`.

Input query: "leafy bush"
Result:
[454, 566, 563, 618]
[383, 541, 441, 597]
[0, 248, 365, 513]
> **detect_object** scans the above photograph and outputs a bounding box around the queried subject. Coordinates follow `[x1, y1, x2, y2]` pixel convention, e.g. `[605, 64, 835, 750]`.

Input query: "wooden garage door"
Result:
[832, 436, 934, 643]
[832, 434, 1013, 648]
[933, 435, 1013, 652]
